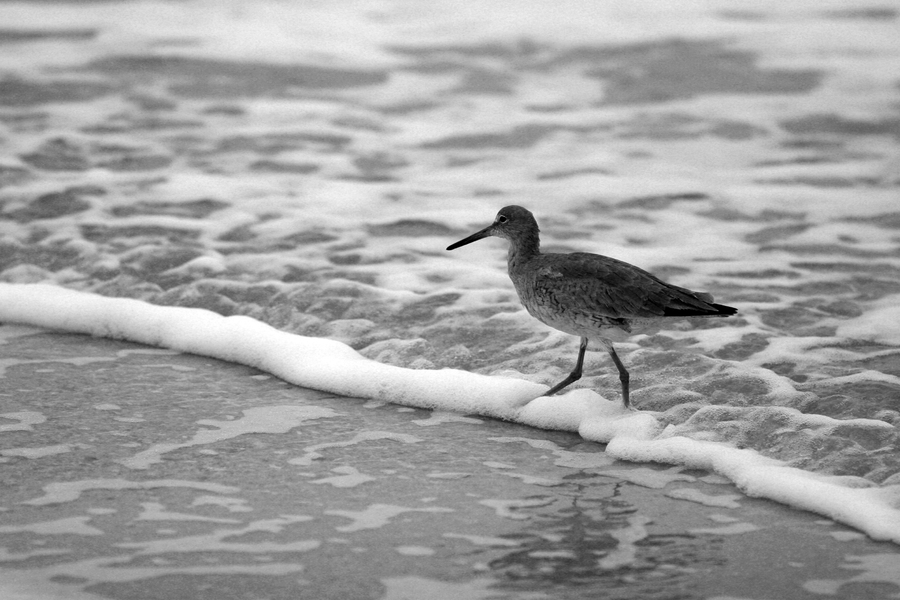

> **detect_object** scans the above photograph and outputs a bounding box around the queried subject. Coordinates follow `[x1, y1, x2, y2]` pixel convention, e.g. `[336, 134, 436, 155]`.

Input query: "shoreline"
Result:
[1, 326, 897, 599]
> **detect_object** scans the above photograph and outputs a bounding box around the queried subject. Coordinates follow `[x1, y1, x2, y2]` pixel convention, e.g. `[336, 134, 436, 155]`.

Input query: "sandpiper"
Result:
[447, 205, 737, 408]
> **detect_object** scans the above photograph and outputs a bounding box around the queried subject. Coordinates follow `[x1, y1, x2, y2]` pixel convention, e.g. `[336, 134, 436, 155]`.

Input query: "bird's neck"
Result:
[506, 231, 541, 272]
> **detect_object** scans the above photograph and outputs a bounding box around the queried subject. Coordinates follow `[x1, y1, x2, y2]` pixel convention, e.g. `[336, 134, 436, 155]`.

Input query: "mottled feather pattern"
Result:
[523, 253, 732, 327]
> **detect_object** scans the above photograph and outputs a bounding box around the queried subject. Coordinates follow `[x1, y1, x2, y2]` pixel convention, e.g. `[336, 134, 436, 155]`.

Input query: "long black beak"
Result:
[446, 225, 494, 251]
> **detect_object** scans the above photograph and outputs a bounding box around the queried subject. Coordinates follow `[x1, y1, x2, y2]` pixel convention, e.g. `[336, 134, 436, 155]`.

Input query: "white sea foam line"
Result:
[2, 283, 899, 545]
[0, 283, 542, 419]
[603, 434, 900, 545]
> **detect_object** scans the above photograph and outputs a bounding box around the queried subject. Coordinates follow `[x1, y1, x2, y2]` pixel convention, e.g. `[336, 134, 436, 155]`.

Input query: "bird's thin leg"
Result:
[607, 346, 630, 408]
[546, 337, 588, 396]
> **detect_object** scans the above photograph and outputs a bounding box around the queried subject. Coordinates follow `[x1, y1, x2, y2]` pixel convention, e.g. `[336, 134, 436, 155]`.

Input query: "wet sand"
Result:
[2, 326, 897, 599]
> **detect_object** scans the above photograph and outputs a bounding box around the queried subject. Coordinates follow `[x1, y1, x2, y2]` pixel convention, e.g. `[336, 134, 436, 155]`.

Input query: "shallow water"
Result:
[3, 328, 899, 600]
[1, 0, 899, 596]
[1, 0, 898, 479]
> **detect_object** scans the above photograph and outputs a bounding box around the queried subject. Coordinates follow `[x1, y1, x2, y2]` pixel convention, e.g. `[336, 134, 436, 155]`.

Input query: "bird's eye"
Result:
[497, 215, 509, 224]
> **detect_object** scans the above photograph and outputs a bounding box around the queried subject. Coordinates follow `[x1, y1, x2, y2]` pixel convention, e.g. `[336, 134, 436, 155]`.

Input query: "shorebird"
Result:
[447, 205, 737, 408]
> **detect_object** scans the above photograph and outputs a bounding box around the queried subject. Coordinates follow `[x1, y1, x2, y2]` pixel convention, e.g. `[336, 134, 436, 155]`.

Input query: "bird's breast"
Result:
[509, 271, 632, 343]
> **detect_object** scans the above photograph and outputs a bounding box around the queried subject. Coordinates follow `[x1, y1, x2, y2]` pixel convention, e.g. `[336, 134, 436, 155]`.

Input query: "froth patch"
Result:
[836, 304, 900, 345]
[119, 405, 338, 469]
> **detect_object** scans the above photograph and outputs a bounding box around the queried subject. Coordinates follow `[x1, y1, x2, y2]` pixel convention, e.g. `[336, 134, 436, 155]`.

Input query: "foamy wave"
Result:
[3, 282, 898, 544]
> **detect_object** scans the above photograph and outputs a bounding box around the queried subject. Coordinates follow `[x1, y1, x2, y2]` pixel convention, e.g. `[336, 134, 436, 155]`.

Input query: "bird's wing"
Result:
[532, 253, 724, 319]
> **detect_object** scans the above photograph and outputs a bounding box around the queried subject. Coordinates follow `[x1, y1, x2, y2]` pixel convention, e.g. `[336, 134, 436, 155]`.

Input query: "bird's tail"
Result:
[663, 289, 737, 317]
[708, 302, 738, 316]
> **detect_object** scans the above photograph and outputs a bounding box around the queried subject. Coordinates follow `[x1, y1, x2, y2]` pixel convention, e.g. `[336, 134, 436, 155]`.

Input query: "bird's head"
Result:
[446, 205, 539, 251]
